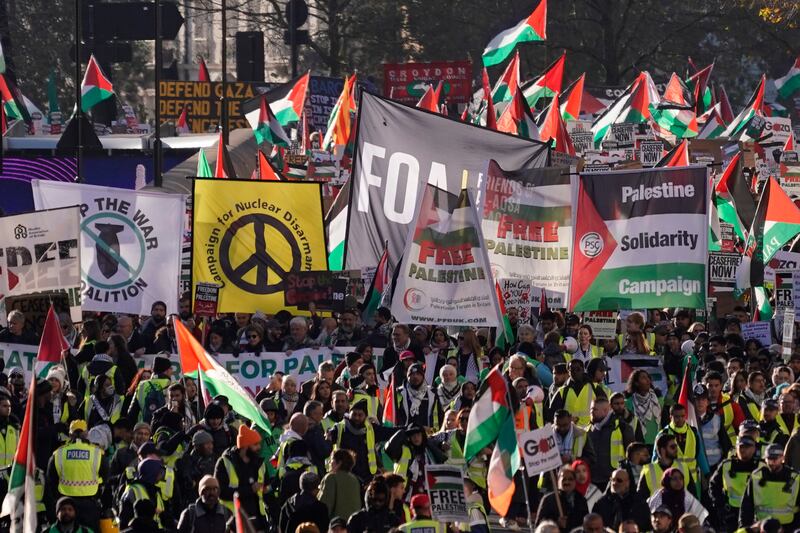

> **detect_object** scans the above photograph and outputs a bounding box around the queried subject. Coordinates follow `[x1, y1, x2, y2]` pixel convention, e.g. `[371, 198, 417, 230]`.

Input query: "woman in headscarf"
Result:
[571, 459, 602, 512]
[277, 375, 303, 425]
[436, 364, 462, 409]
[86, 374, 123, 430]
[647, 467, 708, 528]
[624, 369, 664, 447]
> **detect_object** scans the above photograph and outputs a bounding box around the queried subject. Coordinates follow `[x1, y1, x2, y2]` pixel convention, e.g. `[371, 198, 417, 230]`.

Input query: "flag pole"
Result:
[505, 378, 535, 533]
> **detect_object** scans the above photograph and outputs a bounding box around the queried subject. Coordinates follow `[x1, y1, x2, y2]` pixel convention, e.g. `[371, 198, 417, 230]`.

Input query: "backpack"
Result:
[141, 381, 166, 423]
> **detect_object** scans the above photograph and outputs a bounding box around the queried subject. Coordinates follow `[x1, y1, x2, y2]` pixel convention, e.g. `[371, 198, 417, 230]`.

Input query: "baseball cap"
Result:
[737, 435, 757, 447]
[410, 494, 430, 508]
[766, 443, 785, 459]
[652, 505, 673, 517]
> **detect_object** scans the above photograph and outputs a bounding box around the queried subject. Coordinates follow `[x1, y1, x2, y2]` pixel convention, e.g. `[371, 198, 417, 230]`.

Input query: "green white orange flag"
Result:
[323, 74, 357, 155]
[491, 51, 521, 104]
[175, 318, 272, 433]
[81, 54, 114, 113]
[464, 365, 519, 515]
[775, 56, 800, 101]
[0, 364, 36, 533]
[722, 75, 765, 140]
[739, 176, 800, 288]
[196, 148, 212, 178]
[249, 95, 290, 147]
[715, 152, 756, 240]
[496, 86, 539, 140]
[560, 73, 585, 121]
[482, 0, 546, 67]
[36, 305, 69, 378]
[521, 52, 565, 109]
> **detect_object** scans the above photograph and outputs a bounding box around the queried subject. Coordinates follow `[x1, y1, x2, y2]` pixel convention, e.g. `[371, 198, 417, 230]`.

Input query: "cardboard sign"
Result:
[425, 465, 468, 522]
[194, 282, 220, 318]
[709, 252, 742, 286]
[499, 278, 533, 321]
[639, 140, 664, 167]
[284, 271, 348, 312]
[741, 321, 772, 346]
[610, 123, 635, 148]
[570, 131, 594, 155]
[585, 311, 617, 340]
[782, 308, 795, 360]
[775, 272, 794, 312]
[520, 425, 561, 476]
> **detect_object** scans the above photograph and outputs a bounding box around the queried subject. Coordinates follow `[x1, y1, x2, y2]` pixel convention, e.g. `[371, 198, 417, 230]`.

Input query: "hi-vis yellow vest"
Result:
[398, 519, 445, 533]
[334, 421, 377, 475]
[751, 468, 800, 525]
[640, 461, 690, 496]
[0, 425, 18, 466]
[560, 383, 597, 426]
[124, 483, 164, 527]
[53, 441, 103, 497]
[666, 423, 698, 478]
[720, 460, 749, 508]
[220, 455, 266, 516]
[447, 433, 487, 489]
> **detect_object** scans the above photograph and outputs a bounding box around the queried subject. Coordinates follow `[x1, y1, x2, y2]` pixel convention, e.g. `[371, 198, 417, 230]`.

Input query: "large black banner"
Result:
[345, 92, 550, 270]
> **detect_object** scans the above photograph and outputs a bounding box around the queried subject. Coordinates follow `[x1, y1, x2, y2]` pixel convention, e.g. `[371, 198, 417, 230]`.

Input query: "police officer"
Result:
[709, 435, 758, 531]
[398, 494, 445, 533]
[739, 443, 800, 530]
[119, 457, 168, 529]
[45, 420, 107, 533]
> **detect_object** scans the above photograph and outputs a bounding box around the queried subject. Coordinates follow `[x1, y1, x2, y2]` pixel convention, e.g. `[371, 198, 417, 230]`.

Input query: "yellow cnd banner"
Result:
[192, 179, 328, 313]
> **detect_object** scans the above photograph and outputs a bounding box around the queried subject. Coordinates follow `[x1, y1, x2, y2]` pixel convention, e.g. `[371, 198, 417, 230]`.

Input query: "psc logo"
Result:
[403, 288, 427, 311]
[579, 232, 603, 258]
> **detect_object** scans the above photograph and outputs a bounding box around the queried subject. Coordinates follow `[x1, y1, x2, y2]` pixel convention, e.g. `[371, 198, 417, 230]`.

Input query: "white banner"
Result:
[392, 185, 500, 327]
[32, 180, 185, 315]
[0, 207, 82, 320]
[520, 424, 562, 476]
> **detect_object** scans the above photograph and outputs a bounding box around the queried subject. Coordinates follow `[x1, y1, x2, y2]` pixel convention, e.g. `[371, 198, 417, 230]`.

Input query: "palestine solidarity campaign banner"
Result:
[391, 184, 500, 326]
[344, 91, 549, 271]
[569, 166, 708, 311]
[482, 160, 574, 306]
[32, 181, 185, 315]
[192, 179, 328, 314]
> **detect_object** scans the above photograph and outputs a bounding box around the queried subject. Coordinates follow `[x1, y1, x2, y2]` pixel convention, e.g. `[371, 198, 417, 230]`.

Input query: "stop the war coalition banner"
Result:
[482, 160, 574, 306]
[345, 92, 549, 271]
[391, 185, 500, 326]
[0, 207, 82, 319]
[569, 166, 708, 311]
[192, 179, 328, 314]
[32, 181, 185, 315]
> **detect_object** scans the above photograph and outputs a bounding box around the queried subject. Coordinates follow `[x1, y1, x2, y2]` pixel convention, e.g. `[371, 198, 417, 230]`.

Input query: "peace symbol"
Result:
[219, 213, 301, 294]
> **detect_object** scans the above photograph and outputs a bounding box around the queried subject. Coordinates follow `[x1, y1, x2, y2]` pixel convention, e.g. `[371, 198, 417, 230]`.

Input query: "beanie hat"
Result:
[133, 422, 151, 434]
[153, 356, 172, 375]
[56, 497, 76, 512]
[46, 365, 67, 390]
[137, 458, 165, 485]
[192, 430, 213, 447]
[237, 424, 261, 449]
[198, 474, 218, 495]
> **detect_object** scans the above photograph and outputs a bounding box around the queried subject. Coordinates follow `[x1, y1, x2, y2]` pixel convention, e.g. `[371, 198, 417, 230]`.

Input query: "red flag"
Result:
[258, 150, 284, 181]
[213, 131, 237, 179]
[482, 67, 497, 130]
[382, 374, 396, 427]
[36, 304, 69, 377]
[198, 56, 211, 82]
[417, 83, 441, 113]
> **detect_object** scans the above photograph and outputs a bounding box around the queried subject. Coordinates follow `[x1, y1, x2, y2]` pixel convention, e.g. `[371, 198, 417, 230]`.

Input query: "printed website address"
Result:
[409, 315, 490, 324]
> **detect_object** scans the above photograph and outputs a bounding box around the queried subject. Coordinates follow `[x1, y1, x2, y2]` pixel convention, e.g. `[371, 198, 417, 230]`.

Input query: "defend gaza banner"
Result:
[482, 160, 574, 306]
[32, 181, 185, 315]
[192, 179, 328, 314]
[569, 166, 708, 311]
[345, 91, 549, 270]
[391, 184, 500, 327]
[0, 207, 82, 320]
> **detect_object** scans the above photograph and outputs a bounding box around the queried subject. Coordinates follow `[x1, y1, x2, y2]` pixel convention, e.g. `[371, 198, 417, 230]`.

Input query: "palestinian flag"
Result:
[521, 52, 565, 109]
[697, 103, 727, 139]
[0, 366, 36, 533]
[325, 178, 350, 270]
[715, 84, 735, 124]
[538, 93, 575, 155]
[495, 281, 514, 352]
[175, 318, 272, 432]
[81, 54, 114, 113]
[248, 95, 290, 146]
[0, 74, 22, 120]
[650, 73, 698, 140]
[590, 73, 658, 148]
[427, 468, 465, 491]
[243, 72, 310, 129]
[197, 56, 211, 82]
[753, 286, 774, 321]
[323, 74, 357, 155]
[491, 51, 521, 105]
[722, 75, 765, 140]
[382, 374, 396, 427]
[482, 0, 546, 67]
[464, 365, 519, 515]
[233, 492, 258, 533]
[560, 73, 585, 121]
[709, 187, 722, 252]
[36, 305, 69, 378]
[775, 56, 800, 101]
[496, 86, 539, 140]
[417, 82, 442, 113]
[213, 132, 237, 179]
[481, 68, 498, 130]
[686, 63, 714, 115]
[655, 139, 690, 168]
[176, 105, 190, 134]
[740, 176, 800, 288]
[258, 150, 284, 181]
[715, 152, 756, 240]
[196, 148, 212, 178]
[363, 245, 390, 326]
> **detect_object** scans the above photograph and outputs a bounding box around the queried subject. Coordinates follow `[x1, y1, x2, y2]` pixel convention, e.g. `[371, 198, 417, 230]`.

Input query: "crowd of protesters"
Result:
[0, 294, 797, 533]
